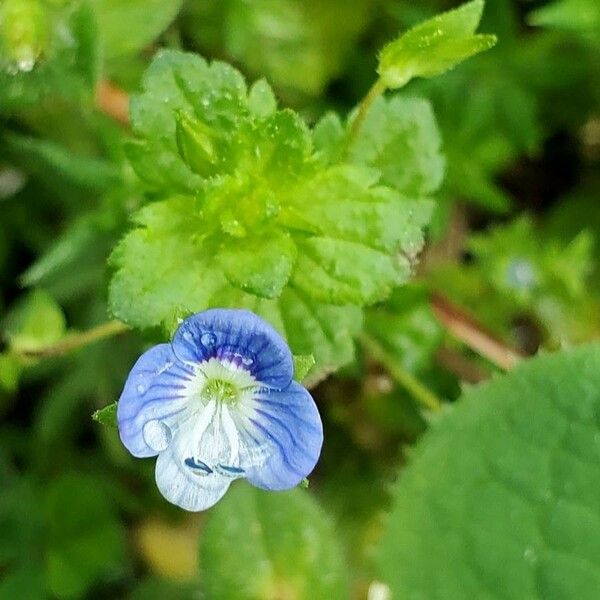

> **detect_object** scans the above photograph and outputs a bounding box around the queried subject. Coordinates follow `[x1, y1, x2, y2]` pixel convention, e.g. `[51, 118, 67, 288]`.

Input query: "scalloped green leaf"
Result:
[200, 483, 348, 600]
[378, 0, 496, 89]
[349, 96, 445, 197]
[111, 50, 431, 370]
[377, 343, 600, 598]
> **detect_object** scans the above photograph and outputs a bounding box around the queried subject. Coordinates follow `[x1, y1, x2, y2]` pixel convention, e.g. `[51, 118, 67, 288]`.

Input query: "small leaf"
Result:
[528, 0, 600, 39]
[377, 344, 600, 598]
[219, 230, 297, 298]
[293, 354, 315, 383]
[200, 483, 348, 600]
[0, 0, 48, 72]
[4, 290, 66, 354]
[0, 2, 100, 112]
[92, 402, 117, 428]
[92, 0, 184, 59]
[348, 96, 445, 196]
[248, 78, 277, 117]
[378, 0, 497, 89]
[2, 132, 122, 194]
[175, 110, 220, 177]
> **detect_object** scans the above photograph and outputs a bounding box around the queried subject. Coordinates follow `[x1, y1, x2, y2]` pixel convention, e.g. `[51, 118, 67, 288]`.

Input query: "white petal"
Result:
[155, 443, 231, 512]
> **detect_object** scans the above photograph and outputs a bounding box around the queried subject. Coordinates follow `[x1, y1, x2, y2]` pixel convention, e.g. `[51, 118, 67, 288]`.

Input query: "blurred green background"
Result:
[0, 0, 599, 598]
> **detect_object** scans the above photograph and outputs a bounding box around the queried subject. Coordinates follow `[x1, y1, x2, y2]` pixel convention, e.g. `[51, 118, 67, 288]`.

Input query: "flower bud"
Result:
[0, 0, 49, 73]
[175, 111, 221, 177]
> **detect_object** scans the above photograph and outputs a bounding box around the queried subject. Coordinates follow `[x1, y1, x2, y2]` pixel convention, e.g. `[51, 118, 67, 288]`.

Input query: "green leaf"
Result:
[529, 0, 600, 40]
[0, 353, 21, 393]
[92, 402, 117, 428]
[2, 132, 122, 194]
[44, 473, 127, 599]
[92, 0, 184, 59]
[248, 78, 277, 117]
[0, 2, 100, 112]
[182, 0, 373, 96]
[200, 483, 348, 600]
[4, 289, 66, 354]
[377, 343, 600, 598]
[364, 285, 443, 374]
[293, 354, 315, 383]
[220, 230, 297, 298]
[111, 50, 429, 377]
[0, 0, 48, 72]
[378, 0, 497, 89]
[349, 96, 445, 197]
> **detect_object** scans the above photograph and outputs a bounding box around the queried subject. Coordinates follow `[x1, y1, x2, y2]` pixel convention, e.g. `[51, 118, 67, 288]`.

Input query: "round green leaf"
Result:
[377, 344, 600, 599]
[200, 483, 348, 600]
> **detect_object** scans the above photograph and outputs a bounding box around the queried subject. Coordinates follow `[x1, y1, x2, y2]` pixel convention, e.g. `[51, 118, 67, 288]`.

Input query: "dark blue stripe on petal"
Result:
[249, 418, 304, 476]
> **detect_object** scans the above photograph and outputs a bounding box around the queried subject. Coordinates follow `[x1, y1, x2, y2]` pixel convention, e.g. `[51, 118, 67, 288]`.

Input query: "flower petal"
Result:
[117, 344, 193, 458]
[172, 309, 293, 389]
[155, 442, 232, 511]
[236, 381, 323, 490]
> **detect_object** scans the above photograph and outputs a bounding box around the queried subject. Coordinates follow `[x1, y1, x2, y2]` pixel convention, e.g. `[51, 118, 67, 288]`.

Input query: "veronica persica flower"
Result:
[117, 309, 323, 511]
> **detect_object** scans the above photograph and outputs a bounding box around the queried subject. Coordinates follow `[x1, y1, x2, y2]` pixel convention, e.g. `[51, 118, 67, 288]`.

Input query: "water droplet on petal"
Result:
[136, 384, 145, 394]
[183, 331, 193, 342]
[142, 420, 172, 452]
[242, 356, 254, 366]
[201, 332, 216, 347]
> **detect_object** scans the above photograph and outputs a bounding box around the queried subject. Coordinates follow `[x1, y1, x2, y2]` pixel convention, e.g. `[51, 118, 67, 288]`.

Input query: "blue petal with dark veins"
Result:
[117, 343, 192, 458]
[242, 381, 323, 490]
[171, 309, 293, 389]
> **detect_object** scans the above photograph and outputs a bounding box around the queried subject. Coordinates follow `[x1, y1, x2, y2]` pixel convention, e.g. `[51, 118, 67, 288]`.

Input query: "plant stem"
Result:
[361, 333, 442, 412]
[96, 80, 130, 125]
[345, 78, 387, 153]
[19, 320, 130, 358]
[430, 293, 523, 371]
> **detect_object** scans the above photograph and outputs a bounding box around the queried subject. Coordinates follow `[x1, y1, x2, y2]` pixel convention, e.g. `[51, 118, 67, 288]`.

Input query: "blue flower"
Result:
[117, 309, 323, 511]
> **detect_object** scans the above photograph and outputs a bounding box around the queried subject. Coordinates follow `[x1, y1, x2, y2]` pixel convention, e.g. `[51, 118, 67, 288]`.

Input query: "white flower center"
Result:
[175, 357, 263, 479]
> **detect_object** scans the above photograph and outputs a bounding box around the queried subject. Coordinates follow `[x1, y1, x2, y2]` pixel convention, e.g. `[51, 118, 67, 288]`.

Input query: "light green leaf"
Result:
[377, 343, 600, 598]
[378, 0, 496, 89]
[92, 0, 183, 59]
[112, 51, 429, 374]
[349, 96, 445, 197]
[248, 78, 277, 117]
[4, 289, 66, 354]
[92, 402, 117, 428]
[529, 0, 600, 40]
[200, 483, 348, 600]
[293, 354, 315, 383]
[365, 285, 443, 374]
[0, 1, 100, 112]
[182, 0, 373, 96]
[220, 230, 297, 298]
[2, 132, 122, 194]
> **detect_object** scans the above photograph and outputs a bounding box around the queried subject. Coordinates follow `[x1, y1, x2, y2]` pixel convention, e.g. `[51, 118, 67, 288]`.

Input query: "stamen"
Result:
[184, 457, 213, 474]
[216, 464, 245, 475]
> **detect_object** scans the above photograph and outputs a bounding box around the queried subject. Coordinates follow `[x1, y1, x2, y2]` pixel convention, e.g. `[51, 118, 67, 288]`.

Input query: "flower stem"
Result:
[345, 78, 387, 154]
[361, 334, 442, 412]
[19, 320, 130, 358]
[430, 293, 523, 370]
